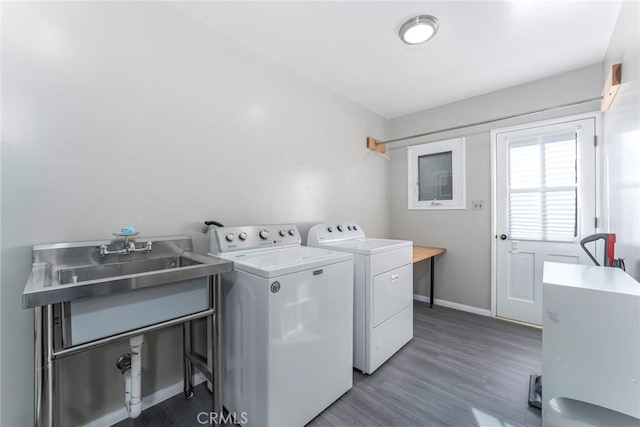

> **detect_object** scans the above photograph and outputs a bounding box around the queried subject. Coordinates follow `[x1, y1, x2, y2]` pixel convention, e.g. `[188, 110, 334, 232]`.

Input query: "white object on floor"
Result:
[209, 224, 354, 427]
[542, 262, 640, 419]
[307, 222, 413, 374]
[543, 397, 640, 427]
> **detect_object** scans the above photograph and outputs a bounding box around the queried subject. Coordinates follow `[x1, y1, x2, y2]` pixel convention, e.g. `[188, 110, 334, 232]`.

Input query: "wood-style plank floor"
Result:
[114, 301, 542, 426]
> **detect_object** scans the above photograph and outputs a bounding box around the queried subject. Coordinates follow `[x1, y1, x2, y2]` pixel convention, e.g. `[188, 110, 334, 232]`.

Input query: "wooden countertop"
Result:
[413, 246, 446, 264]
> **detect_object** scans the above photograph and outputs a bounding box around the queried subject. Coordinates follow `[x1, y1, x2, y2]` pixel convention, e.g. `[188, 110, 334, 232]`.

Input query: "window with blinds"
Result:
[508, 131, 578, 241]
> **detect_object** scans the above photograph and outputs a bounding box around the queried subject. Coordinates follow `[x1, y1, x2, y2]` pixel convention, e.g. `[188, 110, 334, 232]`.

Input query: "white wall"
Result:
[388, 64, 603, 310]
[602, 0, 640, 279]
[1, 2, 388, 425]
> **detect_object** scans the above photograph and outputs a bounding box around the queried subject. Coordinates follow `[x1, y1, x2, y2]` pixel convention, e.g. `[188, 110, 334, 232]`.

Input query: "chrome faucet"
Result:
[98, 234, 153, 257]
[125, 241, 136, 253]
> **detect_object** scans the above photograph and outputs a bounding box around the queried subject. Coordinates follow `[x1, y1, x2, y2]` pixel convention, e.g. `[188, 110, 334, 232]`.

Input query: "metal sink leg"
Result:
[183, 321, 194, 399]
[181, 275, 223, 423]
[35, 305, 55, 427]
[213, 275, 224, 422]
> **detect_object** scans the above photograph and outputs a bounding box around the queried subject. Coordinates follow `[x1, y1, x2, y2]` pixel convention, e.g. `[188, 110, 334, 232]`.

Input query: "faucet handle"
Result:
[144, 241, 153, 252]
[96, 244, 108, 257]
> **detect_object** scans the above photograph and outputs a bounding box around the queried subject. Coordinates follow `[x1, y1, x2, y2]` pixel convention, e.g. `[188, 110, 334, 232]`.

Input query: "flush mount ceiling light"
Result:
[399, 15, 439, 45]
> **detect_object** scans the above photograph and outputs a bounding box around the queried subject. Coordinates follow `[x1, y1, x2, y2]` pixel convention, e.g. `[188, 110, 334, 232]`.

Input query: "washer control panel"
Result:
[307, 222, 365, 245]
[210, 224, 301, 254]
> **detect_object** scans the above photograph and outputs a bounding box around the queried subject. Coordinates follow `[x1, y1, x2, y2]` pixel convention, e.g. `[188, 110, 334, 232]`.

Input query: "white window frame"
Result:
[407, 137, 466, 210]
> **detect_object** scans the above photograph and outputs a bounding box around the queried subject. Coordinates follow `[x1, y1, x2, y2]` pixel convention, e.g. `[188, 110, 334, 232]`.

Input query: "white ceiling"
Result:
[170, 1, 622, 119]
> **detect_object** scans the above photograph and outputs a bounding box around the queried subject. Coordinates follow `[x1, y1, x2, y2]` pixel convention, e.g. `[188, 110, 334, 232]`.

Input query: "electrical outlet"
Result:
[472, 200, 485, 211]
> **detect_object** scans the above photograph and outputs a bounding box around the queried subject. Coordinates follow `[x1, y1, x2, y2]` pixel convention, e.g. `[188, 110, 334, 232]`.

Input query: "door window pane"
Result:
[507, 132, 577, 241]
[418, 151, 453, 201]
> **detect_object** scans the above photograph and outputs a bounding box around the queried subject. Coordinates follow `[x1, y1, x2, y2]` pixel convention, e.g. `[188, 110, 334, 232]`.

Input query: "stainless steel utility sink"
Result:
[23, 235, 233, 309]
[24, 234, 230, 425]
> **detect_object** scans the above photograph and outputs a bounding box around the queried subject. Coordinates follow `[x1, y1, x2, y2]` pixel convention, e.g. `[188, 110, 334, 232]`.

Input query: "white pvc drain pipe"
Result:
[124, 335, 144, 419]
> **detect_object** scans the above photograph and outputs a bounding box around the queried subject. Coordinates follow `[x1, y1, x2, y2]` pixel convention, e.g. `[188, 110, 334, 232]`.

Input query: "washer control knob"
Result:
[259, 230, 270, 240]
[288, 229, 296, 236]
[279, 230, 286, 237]
[225, 233, 235, 242]
[327, 226, 333, 232]
[337, 225, 344, 232]
[239, 232, 247, 241]
[353, 225, 358, 230]
[347, 225, 353, 230]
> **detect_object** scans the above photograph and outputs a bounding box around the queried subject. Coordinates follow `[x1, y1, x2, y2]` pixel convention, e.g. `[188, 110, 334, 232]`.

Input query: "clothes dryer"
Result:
[307, 222, 413, 374]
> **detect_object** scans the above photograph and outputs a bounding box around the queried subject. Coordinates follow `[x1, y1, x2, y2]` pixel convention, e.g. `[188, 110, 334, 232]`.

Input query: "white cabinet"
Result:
[542, 262, 640, 419]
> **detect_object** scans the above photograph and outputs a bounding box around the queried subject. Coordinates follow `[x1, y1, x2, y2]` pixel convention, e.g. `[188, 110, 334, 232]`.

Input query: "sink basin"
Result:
[57, 255, 204, 285]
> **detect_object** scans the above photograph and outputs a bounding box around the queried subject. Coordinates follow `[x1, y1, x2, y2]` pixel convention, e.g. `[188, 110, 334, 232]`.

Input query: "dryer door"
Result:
[372, 263, 412, 327]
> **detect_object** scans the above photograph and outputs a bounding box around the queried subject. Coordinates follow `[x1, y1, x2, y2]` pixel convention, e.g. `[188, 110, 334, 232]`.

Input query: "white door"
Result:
[495, 116, 597, 325]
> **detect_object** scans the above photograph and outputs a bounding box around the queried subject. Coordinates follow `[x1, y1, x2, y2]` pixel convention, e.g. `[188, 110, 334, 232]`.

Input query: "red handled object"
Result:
[580, 233, 617, 267]
[606, 234, 616, 266]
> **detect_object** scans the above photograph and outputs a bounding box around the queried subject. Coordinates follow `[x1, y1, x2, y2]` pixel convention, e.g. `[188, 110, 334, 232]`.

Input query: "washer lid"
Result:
[315, 238, 412, 255]
[221, 246, 352, 278]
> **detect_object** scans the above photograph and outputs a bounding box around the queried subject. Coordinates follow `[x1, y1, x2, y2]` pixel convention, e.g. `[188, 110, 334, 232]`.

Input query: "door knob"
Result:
[500, 234, 508, 240]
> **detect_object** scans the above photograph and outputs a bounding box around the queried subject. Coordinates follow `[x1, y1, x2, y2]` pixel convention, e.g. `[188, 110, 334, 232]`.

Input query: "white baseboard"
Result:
[413, 294, 491, 317]
[82, 373, 207, 427]
[413, 294, 431, 304]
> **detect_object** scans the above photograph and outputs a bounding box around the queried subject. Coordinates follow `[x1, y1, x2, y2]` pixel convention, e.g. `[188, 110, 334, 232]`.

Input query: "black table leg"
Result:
[430, 256, 435, 308]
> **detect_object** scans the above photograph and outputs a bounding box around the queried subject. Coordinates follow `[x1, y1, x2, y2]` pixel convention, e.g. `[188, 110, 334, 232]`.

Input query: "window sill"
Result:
[408, 204, 467, 210]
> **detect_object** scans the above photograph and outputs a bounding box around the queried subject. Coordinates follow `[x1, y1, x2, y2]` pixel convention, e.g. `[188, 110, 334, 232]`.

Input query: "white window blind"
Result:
[508, 132, 577, 241]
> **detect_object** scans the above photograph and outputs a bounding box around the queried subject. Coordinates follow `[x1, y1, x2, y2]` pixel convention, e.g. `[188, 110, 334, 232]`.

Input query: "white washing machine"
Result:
[307, 222, 413, 374]
[209, 224, 354, 427]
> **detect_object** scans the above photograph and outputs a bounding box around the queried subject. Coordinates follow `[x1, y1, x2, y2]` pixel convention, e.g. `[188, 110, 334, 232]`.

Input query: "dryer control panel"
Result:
[307, 222, 366, 245]
[210, 224, 301, 254]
